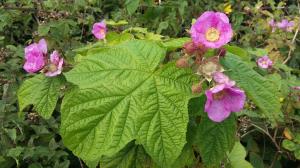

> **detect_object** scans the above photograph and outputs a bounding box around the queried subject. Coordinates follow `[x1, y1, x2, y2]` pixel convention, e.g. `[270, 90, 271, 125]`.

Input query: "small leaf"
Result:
[18, 75, 64, 119]
[125, 0, 140, 15]
[161, 37, 190, 51]
[38, 24, 50, 36]
[282, 139, 297, 151]
[228, 142, 253, 168]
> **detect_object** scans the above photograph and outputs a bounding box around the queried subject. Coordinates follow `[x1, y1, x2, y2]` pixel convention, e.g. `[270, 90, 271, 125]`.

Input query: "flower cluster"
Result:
[269, 19, 294, 32]
[205, 72, 246, 122]
[184, 11, 246, 122]
[23, 39, 64, 77]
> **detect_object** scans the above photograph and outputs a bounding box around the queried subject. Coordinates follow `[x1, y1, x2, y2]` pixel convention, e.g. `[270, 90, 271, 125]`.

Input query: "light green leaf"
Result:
[125, 0, 140, 15]
[61, 40, 195, 167]
[161, 37, 190, 51]
[38, 24, 50, 36]
[228, 142, 253, 168]
[100, 142, 154, 168]
[195, 115, 236, 166]
[282, 139, 297, 151]
[17, 75, 64, 119]
[221, 54, 283, 126]
[106, 20, 129, 26]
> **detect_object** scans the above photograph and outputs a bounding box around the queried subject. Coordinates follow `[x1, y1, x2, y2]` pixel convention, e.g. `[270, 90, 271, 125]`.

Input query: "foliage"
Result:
[1, 0, 300, 168]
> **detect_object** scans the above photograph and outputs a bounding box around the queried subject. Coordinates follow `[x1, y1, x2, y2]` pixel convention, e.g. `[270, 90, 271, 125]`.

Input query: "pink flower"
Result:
[92, 20, 107, 40]
[268, 19, 276, 32]
[213, 72, 235, 86]
[292, 86, 300, 90]
[45, 51, 64, 77]
[277, 19, 294, 32]
[205, 84, 246, 122]
[23, 39, 47, 73]
[190, 11, 233, 49]
[257, 55, 273, 69]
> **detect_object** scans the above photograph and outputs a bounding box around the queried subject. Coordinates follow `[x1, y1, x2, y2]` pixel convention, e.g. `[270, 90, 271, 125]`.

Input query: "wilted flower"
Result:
[190, 11, 233, 49]
[45, 51, 64, 77]
[198, 57, 223, 81]
[257, 55, 273, 69]
[277, 19, 294, 32]
[23, 39, 47, 73]
[92, 20, 107, 40]
[205, 82, 246, 122]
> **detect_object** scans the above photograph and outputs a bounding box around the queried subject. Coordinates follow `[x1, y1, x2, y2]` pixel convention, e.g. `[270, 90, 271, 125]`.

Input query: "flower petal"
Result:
[38, 38, 48, 54]
[223, 87, 246, 112]
[206, 99, 231, 122]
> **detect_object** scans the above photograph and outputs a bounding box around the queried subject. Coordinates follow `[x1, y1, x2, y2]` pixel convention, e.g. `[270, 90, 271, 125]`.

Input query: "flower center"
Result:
[213, 90, 226, 100]
[205, 28, 220, 42]
[48, 64, 57, 72]
[99, 29, 105, 35]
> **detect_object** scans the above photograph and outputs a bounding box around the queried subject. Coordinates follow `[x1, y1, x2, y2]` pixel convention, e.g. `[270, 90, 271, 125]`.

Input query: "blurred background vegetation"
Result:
[0, 0, 300, 167]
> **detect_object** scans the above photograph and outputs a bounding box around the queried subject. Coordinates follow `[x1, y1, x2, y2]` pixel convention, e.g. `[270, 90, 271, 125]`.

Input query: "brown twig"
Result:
[251, 123, 282, 152]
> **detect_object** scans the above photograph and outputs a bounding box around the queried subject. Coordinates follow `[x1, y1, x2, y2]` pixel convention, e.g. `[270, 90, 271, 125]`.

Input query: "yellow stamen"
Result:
[48, 64, 57, 72]
[99, 29, 105, 35]
[205, 28, 220, 42]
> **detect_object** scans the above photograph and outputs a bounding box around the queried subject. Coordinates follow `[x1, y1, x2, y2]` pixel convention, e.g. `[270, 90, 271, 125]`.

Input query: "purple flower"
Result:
[277, 19, 294, 32]
[23, 39, 47, 73]
[190, 11, 233, 49]
[268, 19, 276, 32]
[292, 86, 300, 90]
[92, 20, 107, 40]
[45, 51, 64, 77]
[257, 55, 273, 69]
[205, 84, 246, 122]
[213, 72, 235, 86]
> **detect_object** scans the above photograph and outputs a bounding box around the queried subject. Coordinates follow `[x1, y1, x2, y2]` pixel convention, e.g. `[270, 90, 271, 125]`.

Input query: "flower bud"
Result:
[218, 48, 226, 57]
[183, 41, 198, 55]
[176, 58, 189, 68]
[192, 83, 202, 94]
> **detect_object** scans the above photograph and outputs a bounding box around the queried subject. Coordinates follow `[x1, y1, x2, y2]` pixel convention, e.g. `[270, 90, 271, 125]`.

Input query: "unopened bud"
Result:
[176, 58, 189, 68]
[218, 48, 226, 57]
[192, 83, 202, 94]
[183, 41, 198, 55]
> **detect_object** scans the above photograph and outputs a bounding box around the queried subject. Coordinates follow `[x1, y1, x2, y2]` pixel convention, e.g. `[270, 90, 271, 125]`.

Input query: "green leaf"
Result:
[225, 45, 249, 61]
[125, 0, 140, 15]
[61, 40, 195, 167]
[220, 54, 283, 126]
[282, 139, 297, 151]
[17, 75, 64, 119]
[161, 37, 190, 51]
[106, 20, 129, 26]
[195, 115, 236, 166]
[38, 24, 50, 36]
[100, 142, 154, 168]
[228, 142, 253, 168]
